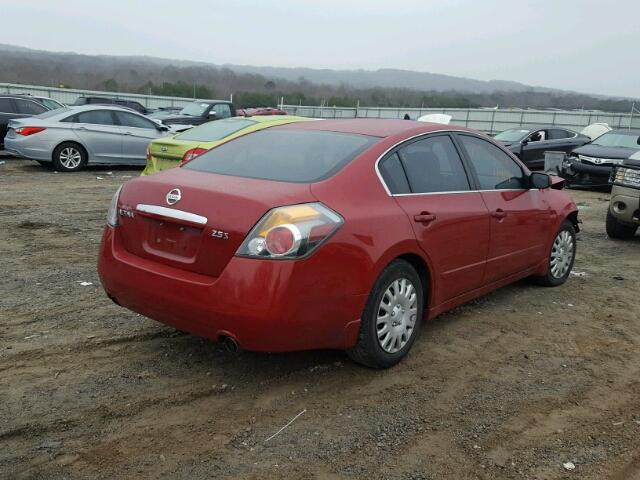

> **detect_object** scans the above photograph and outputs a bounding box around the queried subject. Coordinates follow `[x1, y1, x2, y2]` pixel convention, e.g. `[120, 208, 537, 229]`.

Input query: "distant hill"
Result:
[0, 44, 636, 111]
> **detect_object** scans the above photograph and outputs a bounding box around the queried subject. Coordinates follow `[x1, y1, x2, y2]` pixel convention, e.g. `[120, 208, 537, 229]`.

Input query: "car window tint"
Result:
[185, 129, 376, 183]
[397, 135, 470, 193]
[458, 135, 527, 190]
[0, 98, 15, 113]
[549, 128, 574, 140]
[15, 99, 47, 115]
[212, 103, 232, 118]
[76, 110, 116, 126]
[379, 153, 410, 194]
[115, 111, 156, 129]
[61, 114, 77, 123]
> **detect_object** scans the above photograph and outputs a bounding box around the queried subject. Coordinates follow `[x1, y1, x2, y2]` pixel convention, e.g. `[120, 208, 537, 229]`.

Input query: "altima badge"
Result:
[166, 188, 181, 205]
[161, 146, 168, 152]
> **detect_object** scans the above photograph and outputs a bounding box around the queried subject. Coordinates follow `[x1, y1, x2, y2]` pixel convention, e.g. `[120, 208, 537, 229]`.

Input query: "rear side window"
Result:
[176, 118, 256, 142]
[185, 129, 377, 183]
[76, 110, 116, 126]
[212, 103, 232, 118]
[457, 135, 527, 190]
[15, 99, 47, 115]
[397, 135, 470, 193]
[379, 153, 411, 194]
[0, 98, 15, 113]
[549, 128, 575, 140]
[114, 111, 156, 129]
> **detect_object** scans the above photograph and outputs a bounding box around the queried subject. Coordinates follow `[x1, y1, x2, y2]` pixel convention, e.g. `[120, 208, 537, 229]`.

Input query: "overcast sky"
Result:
[1, 0, 638, 98]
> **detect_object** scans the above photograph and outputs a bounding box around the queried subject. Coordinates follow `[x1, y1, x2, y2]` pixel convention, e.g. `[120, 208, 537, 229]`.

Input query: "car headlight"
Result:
[613, 167, 640, 189]
[106, 186, 123, 227]
[236, 202, 343, 259]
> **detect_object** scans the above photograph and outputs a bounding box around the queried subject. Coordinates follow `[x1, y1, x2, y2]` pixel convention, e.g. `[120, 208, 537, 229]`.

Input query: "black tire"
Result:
[347, 259, 424, 369]
[533, 220, 576, 287]
[606, 210, 637, 239]
[52, 142, 87, 172]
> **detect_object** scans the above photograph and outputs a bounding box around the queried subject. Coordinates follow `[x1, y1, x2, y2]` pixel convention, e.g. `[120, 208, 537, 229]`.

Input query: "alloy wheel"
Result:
[550, 230, 574, 278]
[376, 278, 418, 353]
[59, 147, 82, 169]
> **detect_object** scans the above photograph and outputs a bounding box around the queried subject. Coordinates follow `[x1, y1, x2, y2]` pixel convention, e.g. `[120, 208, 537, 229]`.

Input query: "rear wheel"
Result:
[348, 259, 424, 369]
[52, 142, 87, 172]
[606, 210, 637, 239]
[533, 220, 576, 287]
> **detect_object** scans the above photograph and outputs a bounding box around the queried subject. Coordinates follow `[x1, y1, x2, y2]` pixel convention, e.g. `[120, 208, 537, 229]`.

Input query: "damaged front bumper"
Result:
[560, 157, 616, 188]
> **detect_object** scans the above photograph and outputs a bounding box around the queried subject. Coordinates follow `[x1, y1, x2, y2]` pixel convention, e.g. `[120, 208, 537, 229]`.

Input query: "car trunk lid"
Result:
[116, 168, 316, 277]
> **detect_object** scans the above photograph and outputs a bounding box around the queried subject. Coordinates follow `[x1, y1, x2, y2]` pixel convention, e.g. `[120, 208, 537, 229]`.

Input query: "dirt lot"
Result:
[1, 156, 639, 480]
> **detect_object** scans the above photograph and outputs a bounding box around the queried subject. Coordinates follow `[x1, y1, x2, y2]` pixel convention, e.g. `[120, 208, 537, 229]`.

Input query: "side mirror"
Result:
[637, 136, 640, 145]
[530, 172, 551, 189]
[157, 124, 169, 132]
[521, 139, 529, 146]
[207, 111, 217, 119]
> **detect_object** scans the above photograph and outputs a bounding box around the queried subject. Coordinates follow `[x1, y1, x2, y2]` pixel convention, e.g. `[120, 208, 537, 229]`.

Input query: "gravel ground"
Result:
[1, 157, 639, 480]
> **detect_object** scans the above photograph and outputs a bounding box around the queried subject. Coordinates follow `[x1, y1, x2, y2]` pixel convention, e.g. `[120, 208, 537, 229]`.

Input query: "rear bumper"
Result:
[141, 156, 180, 176]
[3, 137, 52, 161]
[98, 227, 366, 352]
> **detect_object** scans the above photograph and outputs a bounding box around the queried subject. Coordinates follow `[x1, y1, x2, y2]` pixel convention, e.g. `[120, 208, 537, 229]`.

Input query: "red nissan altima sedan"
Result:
[98, 119, 579, 368]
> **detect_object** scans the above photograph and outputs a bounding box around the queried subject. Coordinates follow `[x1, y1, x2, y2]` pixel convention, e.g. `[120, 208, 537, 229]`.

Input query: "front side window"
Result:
[114, 111, 156, 129]
[457, 135, 527, 190]
[15, 99, 47, 115]
[397, 135, 470, 193]
[76, 110, 116, 126]
[175, 118, 256, 142]
[184, 129, 376, 183]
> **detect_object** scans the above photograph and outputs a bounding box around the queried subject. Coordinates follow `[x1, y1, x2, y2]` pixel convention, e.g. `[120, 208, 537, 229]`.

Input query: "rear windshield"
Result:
[184, 129, 377, 182]
[175, 118, 256, 142]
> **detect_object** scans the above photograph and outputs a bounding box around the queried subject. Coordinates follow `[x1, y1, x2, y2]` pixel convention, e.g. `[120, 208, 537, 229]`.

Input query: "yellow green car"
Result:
[142, 115, 314, 175]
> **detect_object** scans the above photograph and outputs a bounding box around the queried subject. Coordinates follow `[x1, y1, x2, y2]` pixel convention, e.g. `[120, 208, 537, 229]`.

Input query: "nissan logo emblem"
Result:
[166, 188, 181, 205]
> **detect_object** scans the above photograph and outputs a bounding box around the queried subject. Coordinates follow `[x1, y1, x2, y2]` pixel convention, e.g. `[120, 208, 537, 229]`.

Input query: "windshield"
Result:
[184, 129, 377, 183]
[40, 98, 64, 110]
[179, 102, 210, 117]
[176, 118, 256, 142]
[591, 131, 640, 148]
[494, 129, 529, 142]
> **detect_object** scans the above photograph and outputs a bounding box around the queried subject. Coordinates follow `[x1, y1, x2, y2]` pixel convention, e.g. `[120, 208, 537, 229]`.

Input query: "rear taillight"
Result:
[15, 127, 46, 136]
[146, 145, 151, 161]
[106, 186, 123, 227]
[180, 148, 208, 166]
[236, 203, 343, 259]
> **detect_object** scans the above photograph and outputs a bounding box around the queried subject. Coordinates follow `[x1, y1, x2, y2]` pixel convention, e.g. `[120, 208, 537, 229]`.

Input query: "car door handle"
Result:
[77, 126, 87, 131]
[491, 209, 507, 219]
[414, 212, 436, 224]
[123, 131, 133, 135]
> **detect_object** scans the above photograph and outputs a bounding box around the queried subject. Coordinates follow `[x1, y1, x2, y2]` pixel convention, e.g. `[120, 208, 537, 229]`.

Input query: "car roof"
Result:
[273, 118, 475, 138]
[66, 105, 145, 114]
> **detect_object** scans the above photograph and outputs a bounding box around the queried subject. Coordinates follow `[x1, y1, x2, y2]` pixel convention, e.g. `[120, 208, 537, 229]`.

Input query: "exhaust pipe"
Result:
[220, 335, 240, 354]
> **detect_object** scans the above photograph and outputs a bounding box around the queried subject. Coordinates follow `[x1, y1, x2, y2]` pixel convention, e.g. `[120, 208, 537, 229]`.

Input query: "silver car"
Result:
[4, 105, 171, 172]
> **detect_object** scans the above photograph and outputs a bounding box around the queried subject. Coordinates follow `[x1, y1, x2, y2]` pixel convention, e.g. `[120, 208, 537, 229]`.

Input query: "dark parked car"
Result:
[562, 129, 640, 187]
[72, 96, 149, 115]
[159, 100, 236, 127]
[0, 94, 50, 148]
[494, 126, 590, 169]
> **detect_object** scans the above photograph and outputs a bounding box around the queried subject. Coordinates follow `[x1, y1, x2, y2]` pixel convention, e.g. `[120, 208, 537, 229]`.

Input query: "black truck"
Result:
[159, 100, 236, 127]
